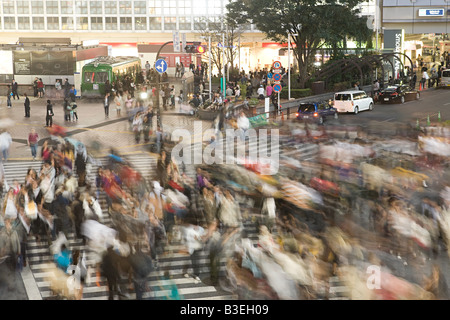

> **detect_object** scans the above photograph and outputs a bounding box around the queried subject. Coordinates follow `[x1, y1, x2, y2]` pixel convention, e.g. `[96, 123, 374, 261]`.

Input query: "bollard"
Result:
[416, 119, 420, 130]
[427, 115, 430, 126]
[438, 111, 441, 122]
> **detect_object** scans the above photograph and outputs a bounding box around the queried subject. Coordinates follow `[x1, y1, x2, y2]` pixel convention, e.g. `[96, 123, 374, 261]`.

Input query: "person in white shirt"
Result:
[257, 85, 265, 99]
[237, 111, 250, 141]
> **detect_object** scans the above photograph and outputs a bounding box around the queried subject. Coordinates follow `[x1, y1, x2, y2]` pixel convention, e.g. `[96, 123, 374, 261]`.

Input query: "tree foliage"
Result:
[226, 0, 373, 88]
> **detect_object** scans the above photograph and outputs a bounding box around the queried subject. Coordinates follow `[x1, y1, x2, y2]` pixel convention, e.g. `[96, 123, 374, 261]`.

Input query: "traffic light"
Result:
[184, 42, 205, 54]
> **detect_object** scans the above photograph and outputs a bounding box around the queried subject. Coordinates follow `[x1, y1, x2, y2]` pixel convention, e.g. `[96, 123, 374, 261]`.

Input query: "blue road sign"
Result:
[273, 73, 282, 82]
[267, 72, 273, 79]
[155, 59, 168, 74]
[273, 83, 282, 92]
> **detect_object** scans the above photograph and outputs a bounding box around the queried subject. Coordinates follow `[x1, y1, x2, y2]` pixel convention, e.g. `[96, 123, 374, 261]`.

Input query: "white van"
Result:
[440, 68, 450, 87]
[333, 90, 374, 114]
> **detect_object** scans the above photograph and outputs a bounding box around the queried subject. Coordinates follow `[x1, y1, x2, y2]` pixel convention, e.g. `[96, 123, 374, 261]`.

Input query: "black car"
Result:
[296, 102, 338, 124]
[378, 84, 420, 104]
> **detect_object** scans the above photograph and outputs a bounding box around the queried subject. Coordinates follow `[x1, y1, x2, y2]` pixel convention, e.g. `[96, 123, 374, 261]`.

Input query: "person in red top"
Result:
[37, 78, 45, 98]
[27, 127, 39, 160]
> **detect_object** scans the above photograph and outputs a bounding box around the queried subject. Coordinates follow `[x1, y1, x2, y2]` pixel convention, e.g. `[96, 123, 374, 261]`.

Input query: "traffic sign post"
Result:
[272, 60, 282, 70]
[155, 58, 168, 74]
[273, 83, 282, 116]
[273, 73, 282, 82]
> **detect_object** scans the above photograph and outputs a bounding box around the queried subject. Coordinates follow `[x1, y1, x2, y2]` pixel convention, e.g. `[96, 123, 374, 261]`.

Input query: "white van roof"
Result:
[334, 90, 366, 95]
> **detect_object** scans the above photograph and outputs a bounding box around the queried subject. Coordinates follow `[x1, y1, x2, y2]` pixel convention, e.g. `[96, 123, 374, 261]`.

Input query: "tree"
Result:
[195, 16, 245, 80]
[226, 0, 372, 88]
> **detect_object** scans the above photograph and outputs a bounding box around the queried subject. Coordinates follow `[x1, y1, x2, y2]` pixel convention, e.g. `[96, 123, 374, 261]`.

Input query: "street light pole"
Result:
[155, 41, 173, 131]
[208, 34, 212, 102]
[222, 32, 226, 101]
[288, 32, 291, 101]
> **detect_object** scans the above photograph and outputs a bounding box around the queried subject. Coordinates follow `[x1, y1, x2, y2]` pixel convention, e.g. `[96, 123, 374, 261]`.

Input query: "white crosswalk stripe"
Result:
[3, 154, 240, 300]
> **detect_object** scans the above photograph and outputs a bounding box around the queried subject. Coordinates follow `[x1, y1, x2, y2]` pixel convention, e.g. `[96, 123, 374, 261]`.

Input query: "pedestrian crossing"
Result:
[2, 154, 238, 300]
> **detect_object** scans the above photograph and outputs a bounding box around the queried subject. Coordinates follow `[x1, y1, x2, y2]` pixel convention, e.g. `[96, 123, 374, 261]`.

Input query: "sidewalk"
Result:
[0, 91, 214, 161]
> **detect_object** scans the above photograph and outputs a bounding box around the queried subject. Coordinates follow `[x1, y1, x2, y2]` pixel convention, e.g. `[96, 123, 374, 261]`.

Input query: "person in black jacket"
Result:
[24, 93, 30, 117]
[11, 79, 19, 100]
[46, 100, 54, 127]
[104, 92, 111, 119]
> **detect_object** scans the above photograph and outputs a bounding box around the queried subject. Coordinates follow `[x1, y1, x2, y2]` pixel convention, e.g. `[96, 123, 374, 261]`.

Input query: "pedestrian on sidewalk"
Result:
[142, 106, 154, 143]
[46, 100, 54, 127]
[37, 78, 45, 98]
[0, 131, 12, 162]
[63, 98, 71, 122]
[104, 92, 111, 119]
[6, 85, 12, 108]
[114, 91, 123, 117]
[27, 128, 39, 161]
[33, 77, 39, 98]
[11, 79, 19, 100]
[71, 98, 78, 122]
[63, 78, 70, 99]
[24, 93, 30, 117]
[132, 112, 143, 144]
[170, 85, 175, 109]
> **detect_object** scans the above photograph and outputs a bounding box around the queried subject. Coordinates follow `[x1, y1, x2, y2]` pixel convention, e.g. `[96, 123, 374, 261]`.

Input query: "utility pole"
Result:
[154, 41, 173, 131]
[208, 34, 212, 102]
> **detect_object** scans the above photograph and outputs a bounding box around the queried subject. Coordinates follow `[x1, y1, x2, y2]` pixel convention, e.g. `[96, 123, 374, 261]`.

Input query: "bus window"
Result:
[94, 72, 109, 83]
[84, 72, 94, 83]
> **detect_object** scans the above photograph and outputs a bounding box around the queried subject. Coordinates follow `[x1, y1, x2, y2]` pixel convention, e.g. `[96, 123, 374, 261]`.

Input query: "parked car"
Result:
[333, 90, 374, 114]
[378, 84, 420, 104]
[440, 68, 450, 87]
[295, 101, 338, 124]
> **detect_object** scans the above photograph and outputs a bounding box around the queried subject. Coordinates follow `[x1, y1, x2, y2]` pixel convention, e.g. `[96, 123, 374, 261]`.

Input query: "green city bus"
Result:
[81, 56, 141, 98]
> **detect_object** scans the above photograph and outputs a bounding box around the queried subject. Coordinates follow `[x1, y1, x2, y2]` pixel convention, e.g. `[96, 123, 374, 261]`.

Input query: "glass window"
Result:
[31, 1, 44, 14]
[105, 17, 118, 30]
[3, 1, 15, 14]
[46, 1, 59, 14]
[120, 17, 132, 30]
[17, 1, 30, 14]
[61, 17, 74, 30]
[61, 1, 73, 14]
[164, 17, 177, 31]
[95, 72, 109, 83]
[334, 93, 351, 101]
[298, 104, 315, 112]
[119, 1, 132, 14]
[178, 0, 191, 15]
[84, 72, 94, 83]
[4, 17, 16, 30]
[148, 0, 161, 14]
[90, 1, 102, 14]
[47, 17, 59, 30]
[104, 1, 117, 14]
[76, 17, 88, 30]
[91, 17, 103, 30]
[179, 17, 191, 31]
[193, 0, 207, 15]
[163, 1, 177, 15]
[18, 17, 30, 30]
[75, 1, 88, 14]
[193, 17, 206, 30]
[134, 17, 147, 30]
[149, 17, 161, 30]
[134, 1, 146, 14]
[32, 17, 45, 30]
[209, 0, 222, 15]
